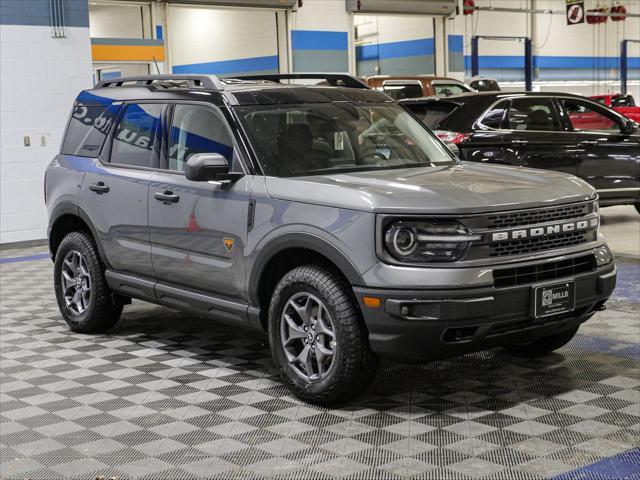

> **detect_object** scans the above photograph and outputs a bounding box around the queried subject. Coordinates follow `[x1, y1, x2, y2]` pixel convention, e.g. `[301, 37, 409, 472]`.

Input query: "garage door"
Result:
[169, 3, 287, 76]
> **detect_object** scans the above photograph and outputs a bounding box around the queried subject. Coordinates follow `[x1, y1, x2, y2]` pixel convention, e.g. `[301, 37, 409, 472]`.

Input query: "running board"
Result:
[105, 270, 262, 330]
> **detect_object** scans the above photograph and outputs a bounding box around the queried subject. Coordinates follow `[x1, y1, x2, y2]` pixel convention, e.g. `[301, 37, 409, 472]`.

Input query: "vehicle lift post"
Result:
[620, 39, 639, 96]
[471, 35, 533, 91]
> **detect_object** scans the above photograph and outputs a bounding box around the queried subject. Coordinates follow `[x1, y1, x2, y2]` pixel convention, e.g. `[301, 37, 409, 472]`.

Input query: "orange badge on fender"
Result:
[223, 238, 234, 253]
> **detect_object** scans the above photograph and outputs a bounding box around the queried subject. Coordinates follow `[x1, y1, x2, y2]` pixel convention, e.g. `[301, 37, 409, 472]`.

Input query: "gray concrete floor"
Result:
[600, 205, 640, 257]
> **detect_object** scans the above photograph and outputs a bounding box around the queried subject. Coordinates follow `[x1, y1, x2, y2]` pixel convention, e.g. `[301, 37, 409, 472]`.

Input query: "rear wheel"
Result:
[505, 326, 579, 357]
[268, 265, 378, 405]
[54, 231, 122, 333]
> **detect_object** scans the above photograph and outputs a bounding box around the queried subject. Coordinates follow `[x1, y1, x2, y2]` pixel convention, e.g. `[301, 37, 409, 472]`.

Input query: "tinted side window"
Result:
[61, 103, 119, 157]
[110, 104, 162, 168]
[506, 98, 560, 131]
[168, 105, 233, 172]
[480, 100, 509, 129]
[433, 84, 469, 96]
[562, 99, 621, 133]
[382, 84, 423, 101]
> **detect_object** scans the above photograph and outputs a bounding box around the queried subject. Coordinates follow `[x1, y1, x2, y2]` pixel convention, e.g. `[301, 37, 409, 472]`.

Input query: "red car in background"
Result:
[590, 94, 640, 123]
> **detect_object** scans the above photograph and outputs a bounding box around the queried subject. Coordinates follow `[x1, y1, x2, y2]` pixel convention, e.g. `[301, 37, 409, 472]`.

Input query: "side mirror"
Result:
[185, 153, 233, 182]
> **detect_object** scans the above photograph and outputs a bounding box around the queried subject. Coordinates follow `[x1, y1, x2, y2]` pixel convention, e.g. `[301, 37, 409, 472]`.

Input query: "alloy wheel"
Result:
[280, 292, 336, 381]
[61, 250, 91, 314]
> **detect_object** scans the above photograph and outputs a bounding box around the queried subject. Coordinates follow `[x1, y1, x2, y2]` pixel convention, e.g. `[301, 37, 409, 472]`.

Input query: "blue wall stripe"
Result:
[0, 0, 89, 27]
[173, 55, 279, 75]
[464, 55, 640, 70]
[291, 30, 348, 51]
[357, 38, 434, 61]
[448, 35, 464, 53]
[0, 253, 50, 264]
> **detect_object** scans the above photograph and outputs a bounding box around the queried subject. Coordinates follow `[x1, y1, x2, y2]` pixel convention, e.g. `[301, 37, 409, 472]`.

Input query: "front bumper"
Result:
[354, 262, 616, 363]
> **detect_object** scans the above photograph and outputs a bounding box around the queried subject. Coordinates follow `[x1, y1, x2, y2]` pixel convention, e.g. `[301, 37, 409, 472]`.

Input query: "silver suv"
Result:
[46, 74, 616, 404]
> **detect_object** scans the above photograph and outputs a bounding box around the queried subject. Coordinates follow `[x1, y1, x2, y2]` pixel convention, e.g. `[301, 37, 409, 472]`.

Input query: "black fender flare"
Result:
[48, 201, 110, 268]
[247, 232, 364, 306]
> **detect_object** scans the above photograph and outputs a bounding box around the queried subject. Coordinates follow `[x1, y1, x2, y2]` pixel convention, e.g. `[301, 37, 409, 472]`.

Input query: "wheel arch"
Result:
[49, 202, 109, 267]
[248, 233, 365, 330]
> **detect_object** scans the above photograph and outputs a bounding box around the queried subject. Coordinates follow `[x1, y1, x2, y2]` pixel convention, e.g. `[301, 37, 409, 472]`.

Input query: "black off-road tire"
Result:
[268, 265, 378, 405]
[54, 231, 122, 333]
[505, 326, 579, 357]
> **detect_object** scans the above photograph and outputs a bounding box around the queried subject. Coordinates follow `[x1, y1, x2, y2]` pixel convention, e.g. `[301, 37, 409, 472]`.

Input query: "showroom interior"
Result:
[0, 0, 639, 479]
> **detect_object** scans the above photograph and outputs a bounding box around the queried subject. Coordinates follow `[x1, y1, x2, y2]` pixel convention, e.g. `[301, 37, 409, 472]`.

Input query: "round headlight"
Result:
[387, 226, 417, 257]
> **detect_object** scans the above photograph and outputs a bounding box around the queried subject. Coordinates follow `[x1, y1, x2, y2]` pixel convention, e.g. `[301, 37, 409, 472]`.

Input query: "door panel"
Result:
[81, 165, 154, 277]
[561, 98, 640, 204]
[80, 102, 163, 278]
[149, 103, 251, 301]
[149, 173, 253, 300]
[502, 97, 578, 176]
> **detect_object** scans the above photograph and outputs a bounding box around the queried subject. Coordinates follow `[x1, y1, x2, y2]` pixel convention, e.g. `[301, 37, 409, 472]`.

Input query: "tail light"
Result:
[433, 130, 471, 144]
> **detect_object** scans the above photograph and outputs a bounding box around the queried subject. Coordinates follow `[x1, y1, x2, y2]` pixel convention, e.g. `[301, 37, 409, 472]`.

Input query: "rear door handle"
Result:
[511, 139, 528, 145]
[89, 182, 109, 194]
[579, 140, 599, 145]
[154, 191, 180, 204]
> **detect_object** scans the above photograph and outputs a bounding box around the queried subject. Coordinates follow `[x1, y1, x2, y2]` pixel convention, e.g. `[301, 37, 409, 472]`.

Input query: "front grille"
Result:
[488, 231, 595, 257]
[493, 254, 596, 288]
[485, 203, 592, 229]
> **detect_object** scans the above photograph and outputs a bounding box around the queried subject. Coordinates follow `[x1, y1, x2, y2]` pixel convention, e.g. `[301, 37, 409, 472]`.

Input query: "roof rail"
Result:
[234, 73, 369, 89]
[95, 75, 225, 90]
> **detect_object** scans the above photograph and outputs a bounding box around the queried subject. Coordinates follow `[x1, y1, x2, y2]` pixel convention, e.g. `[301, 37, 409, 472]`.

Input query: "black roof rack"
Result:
[95, 74, 225, 90]
[233, 73, 369, 89]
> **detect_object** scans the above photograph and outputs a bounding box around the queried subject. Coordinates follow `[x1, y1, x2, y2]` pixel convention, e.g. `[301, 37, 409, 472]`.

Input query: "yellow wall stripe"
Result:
[92, 44, 165, 62]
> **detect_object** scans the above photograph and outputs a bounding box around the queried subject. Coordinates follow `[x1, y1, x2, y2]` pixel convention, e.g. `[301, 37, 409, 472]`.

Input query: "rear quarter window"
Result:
[61, 102, 119, 157]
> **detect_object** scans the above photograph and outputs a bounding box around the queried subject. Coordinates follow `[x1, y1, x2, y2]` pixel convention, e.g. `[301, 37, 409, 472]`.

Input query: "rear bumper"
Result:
[354, 263, 616, 363]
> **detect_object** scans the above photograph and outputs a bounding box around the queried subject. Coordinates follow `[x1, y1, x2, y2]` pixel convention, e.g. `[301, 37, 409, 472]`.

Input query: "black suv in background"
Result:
[401, 92, 640, 211]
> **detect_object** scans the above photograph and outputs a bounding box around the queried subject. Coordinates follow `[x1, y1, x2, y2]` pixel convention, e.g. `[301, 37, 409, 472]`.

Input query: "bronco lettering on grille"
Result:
[490, 218, 598, 242]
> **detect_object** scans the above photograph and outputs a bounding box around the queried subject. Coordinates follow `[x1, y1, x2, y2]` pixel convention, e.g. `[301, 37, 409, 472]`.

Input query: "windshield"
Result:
[236, 102, 455, 177]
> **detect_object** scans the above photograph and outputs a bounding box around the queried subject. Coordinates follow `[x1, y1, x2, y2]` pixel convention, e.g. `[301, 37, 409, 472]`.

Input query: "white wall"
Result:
[89, 3, 150, 39]
[169, 5, 278, 71]
[290, 0, 351, 32]
[355, 14, 434, 45]
[1, 25, 93, 244]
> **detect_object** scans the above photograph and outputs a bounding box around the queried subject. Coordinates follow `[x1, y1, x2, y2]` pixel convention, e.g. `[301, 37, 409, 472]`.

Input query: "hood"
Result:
[264, 163, 595, 214]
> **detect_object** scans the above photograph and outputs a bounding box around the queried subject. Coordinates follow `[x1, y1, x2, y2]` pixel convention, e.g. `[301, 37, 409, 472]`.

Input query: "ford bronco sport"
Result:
[46, 74, 616, 404]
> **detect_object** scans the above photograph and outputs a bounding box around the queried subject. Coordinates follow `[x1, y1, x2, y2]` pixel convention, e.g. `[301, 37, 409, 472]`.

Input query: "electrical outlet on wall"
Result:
[23, 136, 30, 147]
[40, 135, 47, 146]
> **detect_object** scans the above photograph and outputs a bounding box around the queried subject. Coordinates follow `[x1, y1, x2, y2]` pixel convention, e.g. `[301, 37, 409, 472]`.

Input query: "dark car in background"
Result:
[401, 92, 640, 211]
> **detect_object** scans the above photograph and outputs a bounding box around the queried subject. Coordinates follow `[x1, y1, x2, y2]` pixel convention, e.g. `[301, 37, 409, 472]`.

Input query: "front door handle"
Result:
[511, 139, 529, 145]
[154, 191, 180, 204]
[89, 182, 109, 194]
[579, 140, 599, 145]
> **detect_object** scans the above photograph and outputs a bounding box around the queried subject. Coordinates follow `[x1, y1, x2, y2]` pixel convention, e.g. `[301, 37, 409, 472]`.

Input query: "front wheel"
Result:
[504, 326, 579, 357]
[268, 265, 378, 405]
[54, 231, 122, 333]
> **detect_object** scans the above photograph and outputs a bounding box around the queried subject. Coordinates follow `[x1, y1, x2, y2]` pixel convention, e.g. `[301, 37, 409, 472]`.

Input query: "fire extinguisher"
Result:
[463, 0, 475, 16]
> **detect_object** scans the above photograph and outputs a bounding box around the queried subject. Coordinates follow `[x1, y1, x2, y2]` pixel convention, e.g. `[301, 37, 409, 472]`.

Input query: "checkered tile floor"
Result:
[1, 247, 638, 479]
